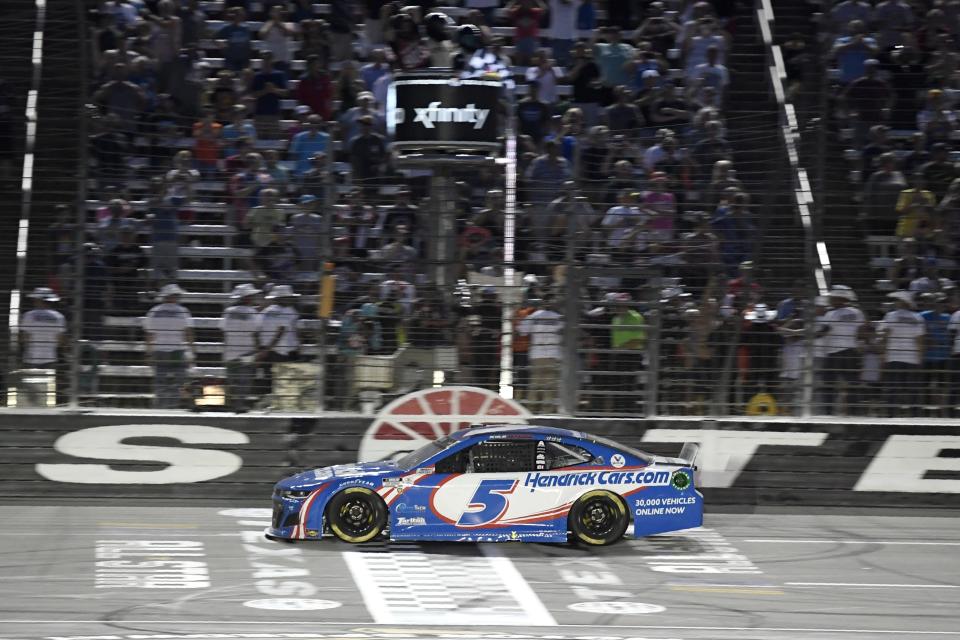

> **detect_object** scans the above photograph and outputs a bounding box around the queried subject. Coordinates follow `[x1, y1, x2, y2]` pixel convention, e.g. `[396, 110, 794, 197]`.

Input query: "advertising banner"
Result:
[2, 388, 960, 507]
[388, 74, 501, 152]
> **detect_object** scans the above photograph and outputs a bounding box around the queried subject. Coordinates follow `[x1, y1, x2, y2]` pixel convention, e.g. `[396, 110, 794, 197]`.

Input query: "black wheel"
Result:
[569, 490, 629, 546]
[326, 487, 387, 543]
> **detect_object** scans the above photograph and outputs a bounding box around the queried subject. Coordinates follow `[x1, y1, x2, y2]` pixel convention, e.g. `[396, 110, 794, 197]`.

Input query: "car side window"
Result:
[464, 440, 538, 473]
[434, 448, 469, 474]
[544, 442, 594, 469]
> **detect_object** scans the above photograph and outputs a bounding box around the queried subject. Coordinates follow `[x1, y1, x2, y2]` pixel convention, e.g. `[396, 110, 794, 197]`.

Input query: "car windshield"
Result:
[590, 435, 654, 464]
[395, 434, 457, 470]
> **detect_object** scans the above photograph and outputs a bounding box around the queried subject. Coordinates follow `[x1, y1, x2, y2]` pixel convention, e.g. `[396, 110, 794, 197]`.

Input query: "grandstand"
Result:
[2, 0, 957, 419]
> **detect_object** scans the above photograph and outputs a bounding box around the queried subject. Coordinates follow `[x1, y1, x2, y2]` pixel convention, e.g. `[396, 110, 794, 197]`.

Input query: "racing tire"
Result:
[568, 490, 629, 546]
[326, 487, 388, 543]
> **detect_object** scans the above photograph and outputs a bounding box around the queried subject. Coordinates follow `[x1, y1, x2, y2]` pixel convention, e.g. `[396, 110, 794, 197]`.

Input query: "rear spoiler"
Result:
[678, 443, 700, 470]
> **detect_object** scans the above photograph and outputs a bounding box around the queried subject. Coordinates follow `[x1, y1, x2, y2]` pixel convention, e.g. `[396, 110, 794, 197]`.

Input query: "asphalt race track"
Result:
[1, 507, 959, 640]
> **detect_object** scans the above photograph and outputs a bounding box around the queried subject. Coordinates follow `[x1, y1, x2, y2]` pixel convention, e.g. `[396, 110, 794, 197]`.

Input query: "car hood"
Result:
[277, 461, 400, 490]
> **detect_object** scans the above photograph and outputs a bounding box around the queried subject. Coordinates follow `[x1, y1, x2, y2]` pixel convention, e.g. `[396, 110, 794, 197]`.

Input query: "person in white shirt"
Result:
[817, 286, 865, 415]
[526, 50, 564, 104]
[21, 287, 66, 368]
[164, 151, 200, 202]
[682, 18, 727, 82]
[881, 291, 926, 415]
[379, 272, 417, 314]
[689, 45, 729, 104]
[643, 132, 682, 173]
[221, 283, 262, 412]
[257, 284, 302, 403]
[602, 191, 649, 258]
[143, 283, 195, 409]
[20, 287, 67, 404]
[259, 5, 293, 68]
[517, 297, 564, 413]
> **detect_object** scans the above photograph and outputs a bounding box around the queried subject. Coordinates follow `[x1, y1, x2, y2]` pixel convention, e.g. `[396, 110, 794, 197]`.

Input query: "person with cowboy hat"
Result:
[20, 287, 67, 403]
[880, 290, 926, 416]
[220, 283, 263, 412]
[817, 285, 865, 415]
[143, 283, 195, 409]
[21, 287, 66, 368]
[256, 284, 302, 404]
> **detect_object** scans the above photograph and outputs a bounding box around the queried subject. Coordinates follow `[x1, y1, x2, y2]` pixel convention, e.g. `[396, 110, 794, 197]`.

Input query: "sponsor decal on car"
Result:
[523, 469, 671, 492]
[634, 495, 699, 516]
[396, 517, 426, 526]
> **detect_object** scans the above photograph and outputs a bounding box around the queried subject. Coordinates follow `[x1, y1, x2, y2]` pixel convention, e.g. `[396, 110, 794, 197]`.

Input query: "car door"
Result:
[390, 437, 565, 541]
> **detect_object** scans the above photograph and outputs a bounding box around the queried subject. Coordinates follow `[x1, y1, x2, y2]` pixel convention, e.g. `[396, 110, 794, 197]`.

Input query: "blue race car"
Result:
[266, 424, 702, 545]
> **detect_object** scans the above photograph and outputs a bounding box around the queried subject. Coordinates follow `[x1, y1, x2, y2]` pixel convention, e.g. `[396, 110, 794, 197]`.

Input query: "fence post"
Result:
[644, 308, 661, 417]
[499, 116, 518, 398]
[560, 266, 580, 416]
[68, 0, 89, 410]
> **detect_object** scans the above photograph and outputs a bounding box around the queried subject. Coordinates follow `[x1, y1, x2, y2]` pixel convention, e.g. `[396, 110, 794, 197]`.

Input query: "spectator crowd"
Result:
[834, 5, 960, 243]
[25, 0, 958, 416]
[57, 0, 765, 414]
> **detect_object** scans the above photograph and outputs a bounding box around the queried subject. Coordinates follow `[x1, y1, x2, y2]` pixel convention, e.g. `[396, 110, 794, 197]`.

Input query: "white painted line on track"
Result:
[786, 582, 960, 589]
[341, 546, 556, 626]
[478, 543, 556, 625]
[1, 621, 959, 635]
[743, 539, 960, 546]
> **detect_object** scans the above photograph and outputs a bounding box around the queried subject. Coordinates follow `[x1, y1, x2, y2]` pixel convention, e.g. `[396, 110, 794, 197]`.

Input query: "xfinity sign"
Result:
[389, 72, 500, 152]
[409, 102, 490, 130]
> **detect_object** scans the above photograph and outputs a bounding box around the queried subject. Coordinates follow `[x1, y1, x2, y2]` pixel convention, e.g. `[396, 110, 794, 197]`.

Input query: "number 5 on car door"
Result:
[457, 479, 518, 527]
